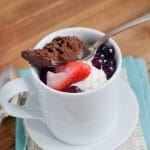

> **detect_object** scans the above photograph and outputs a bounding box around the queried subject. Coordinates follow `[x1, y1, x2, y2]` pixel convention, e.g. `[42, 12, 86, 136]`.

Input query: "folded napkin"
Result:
[122, 57, 150, 150]
[16, 56, 150, 150]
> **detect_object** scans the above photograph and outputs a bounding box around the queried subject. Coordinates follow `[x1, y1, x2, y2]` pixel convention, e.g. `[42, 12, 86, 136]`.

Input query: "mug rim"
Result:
[29, 27, 122, 96]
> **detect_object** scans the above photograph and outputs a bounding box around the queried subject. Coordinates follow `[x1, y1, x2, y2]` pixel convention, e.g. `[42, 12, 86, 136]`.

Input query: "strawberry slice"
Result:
[46, 62, 91, 91]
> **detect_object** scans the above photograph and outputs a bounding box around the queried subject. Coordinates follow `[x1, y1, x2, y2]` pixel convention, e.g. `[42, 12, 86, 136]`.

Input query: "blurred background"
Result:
[0, 0, 149, 149]
[0, 0, 150, 72]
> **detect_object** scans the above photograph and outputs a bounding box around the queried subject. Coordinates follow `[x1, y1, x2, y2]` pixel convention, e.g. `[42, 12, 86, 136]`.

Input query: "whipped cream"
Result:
[73, 61, 107, 91]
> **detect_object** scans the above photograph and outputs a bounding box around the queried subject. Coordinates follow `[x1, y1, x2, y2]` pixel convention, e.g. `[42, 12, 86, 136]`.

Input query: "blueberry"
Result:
[65, 86, 82, 93]
[102, 59, 115, 67]
[97, 43, 115, 58]
[103, 65, 115, 79]
[94, 52, 105, 59]
[92, 58, 102, 69]
[92, 42, 116, 78]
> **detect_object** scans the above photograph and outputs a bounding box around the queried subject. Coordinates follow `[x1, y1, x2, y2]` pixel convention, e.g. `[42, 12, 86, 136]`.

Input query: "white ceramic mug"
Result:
[0, 27, 122, 145]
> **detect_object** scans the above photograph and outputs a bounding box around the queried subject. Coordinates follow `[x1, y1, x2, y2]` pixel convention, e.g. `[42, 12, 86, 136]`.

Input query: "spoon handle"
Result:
[93, 14, 150, 49]
[107, 14, 150, 36]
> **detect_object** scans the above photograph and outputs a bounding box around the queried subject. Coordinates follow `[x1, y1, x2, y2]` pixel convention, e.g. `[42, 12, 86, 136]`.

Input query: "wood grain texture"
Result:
[0, 117, 15, 150]
[0, 0, 149, 149]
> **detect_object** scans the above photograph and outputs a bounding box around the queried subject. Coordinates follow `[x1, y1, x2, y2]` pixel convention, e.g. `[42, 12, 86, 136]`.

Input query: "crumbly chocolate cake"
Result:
[21, 36, 83, 67]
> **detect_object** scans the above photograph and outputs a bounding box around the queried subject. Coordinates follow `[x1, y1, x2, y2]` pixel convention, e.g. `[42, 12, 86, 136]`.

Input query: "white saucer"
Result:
[24, 80, 139, 150]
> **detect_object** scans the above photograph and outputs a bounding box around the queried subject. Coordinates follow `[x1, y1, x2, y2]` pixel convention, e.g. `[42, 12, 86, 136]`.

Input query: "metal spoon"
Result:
[80, 14, 150, 61]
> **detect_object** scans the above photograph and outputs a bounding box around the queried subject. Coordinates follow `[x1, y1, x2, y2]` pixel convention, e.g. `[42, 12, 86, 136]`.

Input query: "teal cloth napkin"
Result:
[122, 57, 150, 149]
[15, 57, 150, 150]
[15, 70, 31, 150]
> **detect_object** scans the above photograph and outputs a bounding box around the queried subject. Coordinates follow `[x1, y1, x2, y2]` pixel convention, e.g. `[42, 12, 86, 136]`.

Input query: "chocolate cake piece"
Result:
[21, 36, 83, 67]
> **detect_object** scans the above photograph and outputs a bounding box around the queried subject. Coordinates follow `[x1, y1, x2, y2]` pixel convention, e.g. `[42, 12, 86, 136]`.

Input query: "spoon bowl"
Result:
[80, 14, 150, 61]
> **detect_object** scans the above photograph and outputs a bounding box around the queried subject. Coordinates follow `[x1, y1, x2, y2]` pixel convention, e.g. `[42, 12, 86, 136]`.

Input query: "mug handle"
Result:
[0, 77, 44, 120]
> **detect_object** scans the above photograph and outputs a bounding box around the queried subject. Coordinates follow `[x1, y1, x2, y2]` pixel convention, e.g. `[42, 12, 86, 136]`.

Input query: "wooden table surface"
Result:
[0, 0, 149, 149]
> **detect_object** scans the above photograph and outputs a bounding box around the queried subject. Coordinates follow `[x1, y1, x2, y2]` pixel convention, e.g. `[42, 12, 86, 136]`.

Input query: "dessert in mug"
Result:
[21, 36, 116, 93]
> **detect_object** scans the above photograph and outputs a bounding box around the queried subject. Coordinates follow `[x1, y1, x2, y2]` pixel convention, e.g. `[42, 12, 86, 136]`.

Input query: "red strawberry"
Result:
[46, 62, 91, 91]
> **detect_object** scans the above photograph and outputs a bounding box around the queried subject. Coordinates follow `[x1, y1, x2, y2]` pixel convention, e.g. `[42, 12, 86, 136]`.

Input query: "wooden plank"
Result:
[0, 117, 15, 150]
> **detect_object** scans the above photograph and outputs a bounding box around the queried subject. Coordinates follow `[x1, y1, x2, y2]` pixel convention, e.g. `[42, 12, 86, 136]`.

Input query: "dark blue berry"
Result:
[65, 86, 82, 93]
[92, 58, 102, 69]
[94, 52, 105, 59]
[102, 59, 115, 67]
[92, 42, 116, 79]
[103, 65, 115, 79]
[97, 43, 115, 58]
